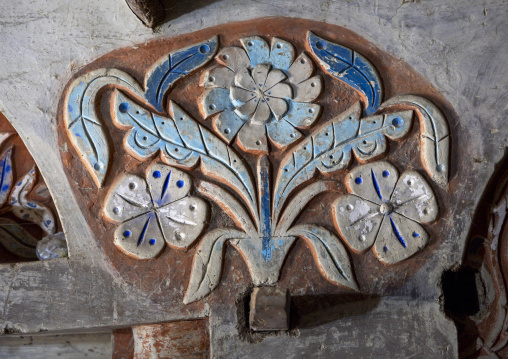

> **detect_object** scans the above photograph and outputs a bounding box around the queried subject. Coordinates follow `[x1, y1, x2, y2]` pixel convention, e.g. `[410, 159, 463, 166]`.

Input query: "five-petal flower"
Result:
[200, 36, 323, 153]
[333, 161, 438, 264]
[104, 163, 209, 259]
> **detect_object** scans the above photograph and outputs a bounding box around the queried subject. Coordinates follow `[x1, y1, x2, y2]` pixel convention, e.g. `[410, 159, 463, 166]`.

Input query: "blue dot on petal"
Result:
[383, 246, 389, 252]
[119, 102, 130, 113]
[5, 165, 10, 172]
[355, 177, 363, 184]
[123, 230, 131, 238]
[45, 220, 52, 226]
[199, 44, 210, 54]
[392, 117, 403, 128]
[149, 238, 156, 245]
[2, 185, 9, 191]
[176, 180, 184, 188]
[412, 232, 420, 238]
[382, 170, 390, 178]
[316, 40, 325, 50]
[153, 170, 161, 178]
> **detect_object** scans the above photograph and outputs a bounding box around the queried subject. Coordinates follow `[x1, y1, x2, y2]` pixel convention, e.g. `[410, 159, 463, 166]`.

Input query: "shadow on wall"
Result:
[125, 0, 222, 28]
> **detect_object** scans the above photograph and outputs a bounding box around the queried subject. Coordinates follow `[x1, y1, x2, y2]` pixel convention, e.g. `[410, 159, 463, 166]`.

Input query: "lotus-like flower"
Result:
[333, 161, 438, 264]
[200, 36, 323, 153]
[104, 163, 209, 259]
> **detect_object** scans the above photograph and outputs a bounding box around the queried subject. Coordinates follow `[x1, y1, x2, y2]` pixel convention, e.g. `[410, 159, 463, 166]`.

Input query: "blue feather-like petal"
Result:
[144, 36, 219, 112]
[307, 32, 383, 116]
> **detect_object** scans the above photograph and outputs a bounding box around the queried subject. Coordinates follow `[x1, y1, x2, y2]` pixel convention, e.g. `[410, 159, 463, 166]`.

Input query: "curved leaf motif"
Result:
[0, 147, 13, 206]
[0, 218, 38, 259]
[273, 102, 413, 222]
[10, 167, 55, 235]
[288, 224, 358, 291]
[112, 91, 258, 222]
[144, 36, 219, 112]
[64, 68, 144, 187]
[183, 228, 246, 304]
[379, 95, 450, 187]
[307, 31, 383, 116]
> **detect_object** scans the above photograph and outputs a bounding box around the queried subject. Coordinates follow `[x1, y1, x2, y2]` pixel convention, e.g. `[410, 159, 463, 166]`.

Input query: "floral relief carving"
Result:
[61, 27, 451, 304]
[200, 36, 322, 153]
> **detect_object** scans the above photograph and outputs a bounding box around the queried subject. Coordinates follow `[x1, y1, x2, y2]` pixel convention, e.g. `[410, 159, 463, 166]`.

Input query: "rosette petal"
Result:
[230, 86, 255, 107]
[241, 36, 270, 67]
[250, 100, 271, 125]
[293, 75, 323, 102]
[114, 212, 165, 260]
[236, 122, 268, 153]
[212, 110, 245, 143]
[266, 119, 302, 149]
[216, 47, 250, 72]
[266, 97, 288, 120]
[332, 194, 383, 253]
[158, 196, 209, 249]
[373, 213, 428, 264]
[346, 161, 399, 204]
[234, 69, 257, 91]
[146, 163, 191, 208]
[252, 64, 270, 88]
[266, 83, 292, 99]
[263, 69, 286, 91]
[201, 66, 235, 89]
[200, 88, 233, 117]
[284, 102, 321, 129]
[391, 170, 438, 223]
[288, 53, 314, 84]
[268, 38, 295, 71]
[104, 174, 151, 223]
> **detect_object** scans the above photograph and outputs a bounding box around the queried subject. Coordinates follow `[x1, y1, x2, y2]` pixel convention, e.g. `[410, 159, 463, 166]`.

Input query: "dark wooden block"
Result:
[249, 287, 290, 331]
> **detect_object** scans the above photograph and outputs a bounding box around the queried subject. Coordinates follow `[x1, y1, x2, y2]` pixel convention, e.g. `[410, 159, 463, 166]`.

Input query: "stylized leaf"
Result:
[197, 180, 257, 234]
[183, 228, 246, 304]
[288, 224, 358, 291]
[379, 95, 450, 188]
[307, 31, 383, 116]
[64, 68, 144, 187]
[0, 218, 38, 259]
[10, 167, 56, 235]
[144, 36, 218, 112]
[0, 147, 14, 206]
[112, 91, 258, 223]
[273, 102, 413, 222]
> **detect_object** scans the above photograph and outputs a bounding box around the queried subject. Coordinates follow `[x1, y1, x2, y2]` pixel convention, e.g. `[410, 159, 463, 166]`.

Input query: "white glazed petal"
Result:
[114, 212, 165, 260]
[157, 196, 209, 250]
[250, 100, 271, 125]
[212, 110, 245, 143]
[391, 170, 438, 223]
[216, 46, 250, 72]
[104, 174, 152, 223]
[266, 97, 288, 119]
[347, 161, 399, 205]
[287, 53, 314, 84]
[268, 38, 295, 71]
[241, 36, 270, 67]
[235, 98, 258, 118]
[333, 194, 383, 253]
[266, 119, 302, 150]
[263, 69, 286, 91]
[146, 163, 191, 208]
[230, 86, 255, 106]
[266, 83, 292, 99]
[293, 75, 323, 102]
[236, 122, 268, 153]
[373, 213, 428, 265]
[234, 69, 257, 91]
[201, 66, 235, 89]
[252, 64, 270, 88]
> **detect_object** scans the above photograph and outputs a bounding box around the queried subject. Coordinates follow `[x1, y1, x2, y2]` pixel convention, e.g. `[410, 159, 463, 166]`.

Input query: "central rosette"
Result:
[230, 64, 292, 125]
